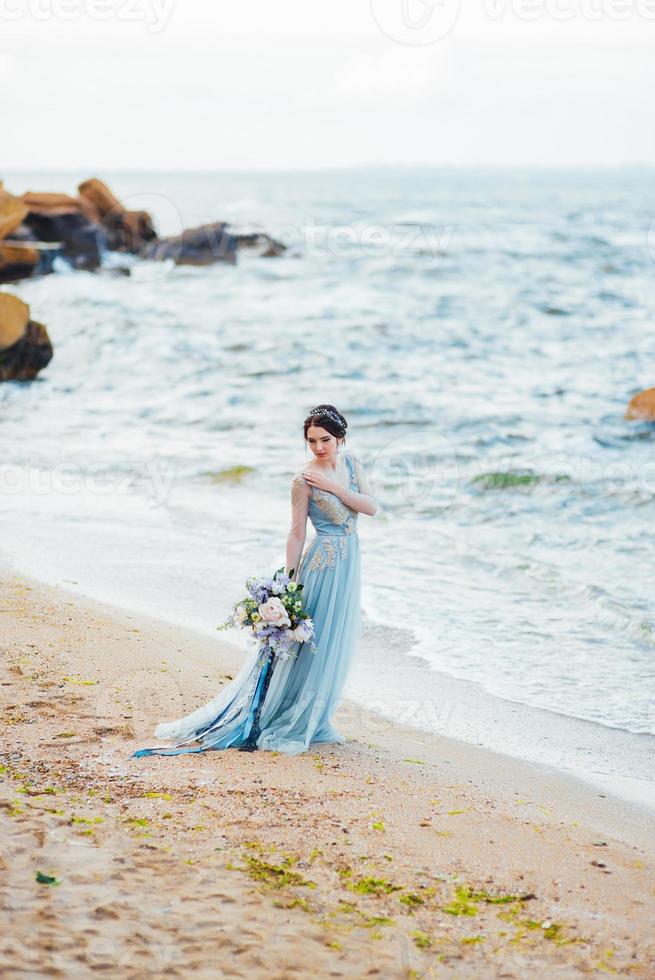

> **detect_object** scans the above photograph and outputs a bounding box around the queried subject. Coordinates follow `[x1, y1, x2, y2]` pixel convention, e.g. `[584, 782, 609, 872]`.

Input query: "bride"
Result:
[131, 404, 378, 758]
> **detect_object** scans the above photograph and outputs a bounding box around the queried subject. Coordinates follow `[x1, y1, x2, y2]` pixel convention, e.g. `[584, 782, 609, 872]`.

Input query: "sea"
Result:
[2, 167, 654, 804]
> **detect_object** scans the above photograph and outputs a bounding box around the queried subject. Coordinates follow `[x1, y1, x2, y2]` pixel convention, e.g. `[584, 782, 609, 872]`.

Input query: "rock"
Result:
[235, 232, 287, 257]
[0, 293, 53, 381]
[0, 182, 28, 239]
[140, 221, 238, 266]
[625, 388, 655, 421]
[78, 177, 157, 253]
[78, 177, 128, 220]
[106, 208, 157, 253]
[0, 319, 53, 381]
[0, 242, 39, 281]
[21, 191, 88, 214]
[0, 241, 63, 283]
[19, 190, 105, 271]
[0, 293, 29, 347]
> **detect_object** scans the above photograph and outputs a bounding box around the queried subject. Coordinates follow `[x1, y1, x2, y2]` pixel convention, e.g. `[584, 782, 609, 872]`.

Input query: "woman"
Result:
[131, 404, 378, 758]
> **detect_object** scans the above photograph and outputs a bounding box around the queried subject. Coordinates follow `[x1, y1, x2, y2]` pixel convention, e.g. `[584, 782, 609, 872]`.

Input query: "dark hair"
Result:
[303, 404, 348, 444]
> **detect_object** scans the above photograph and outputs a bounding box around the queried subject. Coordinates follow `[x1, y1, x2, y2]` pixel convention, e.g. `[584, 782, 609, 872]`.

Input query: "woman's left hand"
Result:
[302, 469, 342, 498]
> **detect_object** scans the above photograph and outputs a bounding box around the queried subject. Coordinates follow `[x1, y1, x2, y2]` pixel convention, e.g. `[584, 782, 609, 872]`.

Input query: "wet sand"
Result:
[1, 569, 654, 978]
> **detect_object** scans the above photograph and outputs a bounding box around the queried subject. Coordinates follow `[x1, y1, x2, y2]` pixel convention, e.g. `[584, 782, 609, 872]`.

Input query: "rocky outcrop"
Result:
[140, 221, 238, 266]
[0, 292, 53, 381]
[78, 178, 157, 253]
[625, 388, 655, 421]
[0, 176, 286, 281]
[6, 178, 157, 272]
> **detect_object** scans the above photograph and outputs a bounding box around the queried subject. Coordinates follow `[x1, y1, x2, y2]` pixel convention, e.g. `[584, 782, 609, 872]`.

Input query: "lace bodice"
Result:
[290, 452, 361, 533]
[308, 451, 358, 535]
[289, 450, 378, 577]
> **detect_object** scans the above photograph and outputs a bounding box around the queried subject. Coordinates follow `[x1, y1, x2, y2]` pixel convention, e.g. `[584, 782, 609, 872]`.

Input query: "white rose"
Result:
[258, 597, 291, 628]
[291, 620, 312, 642]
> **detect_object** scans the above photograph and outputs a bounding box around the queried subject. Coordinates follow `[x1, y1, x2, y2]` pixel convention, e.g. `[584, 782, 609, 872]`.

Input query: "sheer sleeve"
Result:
[341, 453, 379, 516]
[286, 472, 310, 579]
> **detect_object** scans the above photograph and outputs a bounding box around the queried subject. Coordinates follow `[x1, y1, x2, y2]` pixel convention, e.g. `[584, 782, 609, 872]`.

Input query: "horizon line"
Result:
[4, 162, 655, 175]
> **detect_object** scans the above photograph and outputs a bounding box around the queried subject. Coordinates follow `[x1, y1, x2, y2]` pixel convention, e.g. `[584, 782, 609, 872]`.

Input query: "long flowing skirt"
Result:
[131, 531, 361, 758]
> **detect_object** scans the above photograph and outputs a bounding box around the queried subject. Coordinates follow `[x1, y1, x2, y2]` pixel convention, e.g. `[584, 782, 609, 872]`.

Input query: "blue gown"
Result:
[131, 451, 362, 758]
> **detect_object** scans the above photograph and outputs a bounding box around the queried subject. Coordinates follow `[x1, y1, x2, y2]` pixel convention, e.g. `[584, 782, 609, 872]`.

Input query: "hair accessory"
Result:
[308, 407, 346, 429]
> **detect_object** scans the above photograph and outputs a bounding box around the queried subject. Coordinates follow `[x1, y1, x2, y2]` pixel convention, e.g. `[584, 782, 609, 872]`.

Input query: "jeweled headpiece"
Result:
[308, 407, 346, 430]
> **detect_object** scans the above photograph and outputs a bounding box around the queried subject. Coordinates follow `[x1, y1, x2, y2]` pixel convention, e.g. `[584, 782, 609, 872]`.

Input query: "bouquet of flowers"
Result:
[217, 565, 317, 667]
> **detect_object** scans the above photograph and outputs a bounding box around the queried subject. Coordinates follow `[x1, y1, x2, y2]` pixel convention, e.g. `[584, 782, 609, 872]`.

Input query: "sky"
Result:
[2, 0, 654, 170]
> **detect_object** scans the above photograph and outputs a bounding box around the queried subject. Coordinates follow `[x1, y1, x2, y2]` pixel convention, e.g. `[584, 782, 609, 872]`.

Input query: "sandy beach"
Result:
[1, 566, 654, 979]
